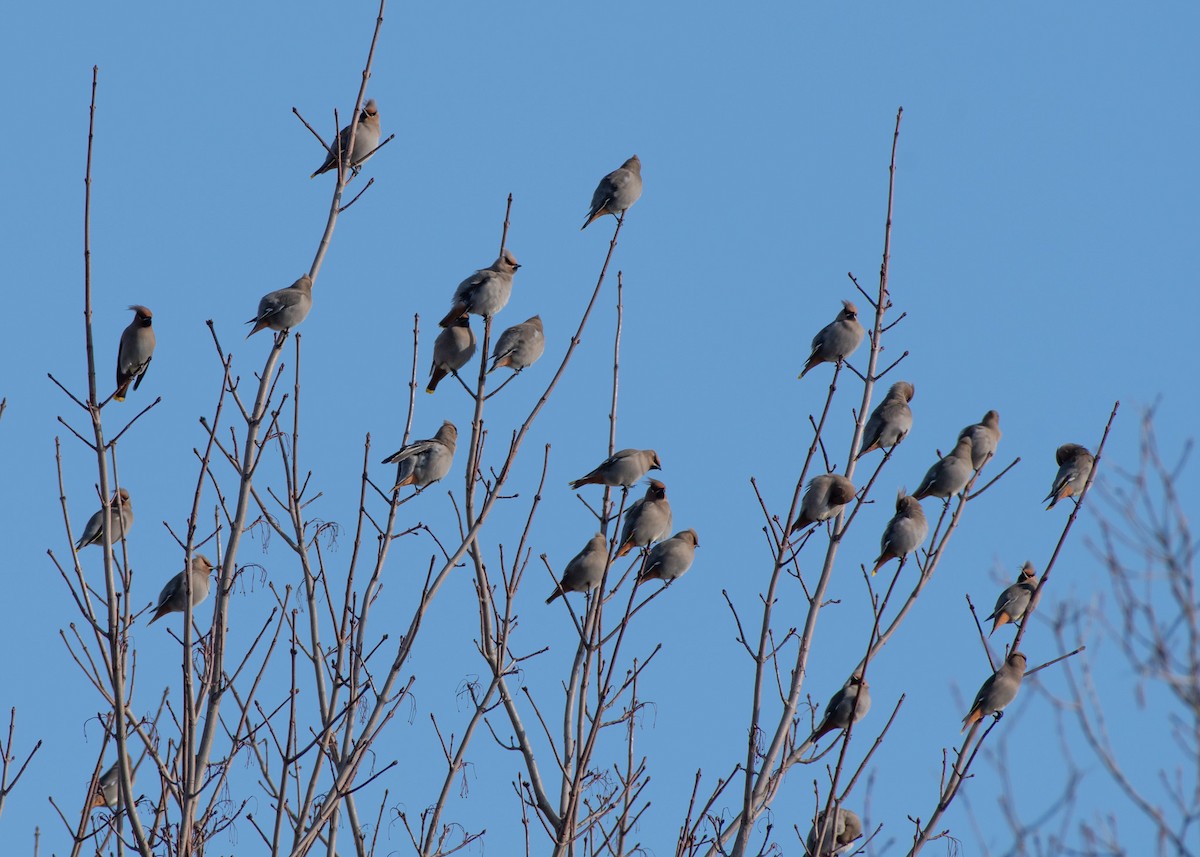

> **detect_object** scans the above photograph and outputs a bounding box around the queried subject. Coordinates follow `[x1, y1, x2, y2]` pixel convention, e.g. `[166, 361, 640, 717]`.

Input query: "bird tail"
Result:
[871, 554, 889, 576]
[545, 588, 562, 605]
[245, 319, 268, 339]
[580, 206, 607, 230]
[568, 475, 597, 490]
[488, 355, 511, 374]
[427, 367, 447, 393]
[961, 710, 981, 733]
[615, 539, 634, 558]
[438, 304, 469, 328]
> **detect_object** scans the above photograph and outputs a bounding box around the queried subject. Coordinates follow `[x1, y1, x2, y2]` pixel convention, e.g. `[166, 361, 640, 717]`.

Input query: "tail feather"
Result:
[427, 366, 447, 393]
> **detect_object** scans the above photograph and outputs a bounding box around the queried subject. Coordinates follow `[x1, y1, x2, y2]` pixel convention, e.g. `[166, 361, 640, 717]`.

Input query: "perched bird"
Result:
[582, 155, 642, 230]
[569, 449, 662, 490]
[310, 98, 381, 178]
[810, 673, 871, 742]
[798, 301, 866, 378]
[246, 275, 313, 338]
[1044, 443, 1095, 509]
[857, 381, 914, 458]
[427, 315, 476, 393]
[872, 489, 928, 574]
[912, 436, 975, 500]
[805, 807, 863, 857]
[546, 533, 609, 604]
[790, 474, 856, 534]
[381, 421, 458, 490]
[488, 315, 545, 374]
[957, 410, 1002, 470]
[986, 562, 1038, 635]
[113, 305, 155, 402]
[639, 529, 699, 583]
[89, 760, 133, 811]
[615, 480, 672, 557]
[962, 651, 1027, 732]
[438, 251, 521, 327]
[147, 555, 215, 625]
[75, 489, 134, 550]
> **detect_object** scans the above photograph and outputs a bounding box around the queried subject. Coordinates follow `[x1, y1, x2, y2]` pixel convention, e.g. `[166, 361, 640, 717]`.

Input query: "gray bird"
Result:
[90, 760, 132, 811]
[246, 275, 313, 337]
[799, 301, 866, 378]
[310, 98, 381, 178]
[912, 435, 975, 501]
[1045, 443, 1095, 509]
[872, 489, 928, 574]
[639, 529, 699, 583]
[148, 555, 214, 625]
[962, 651, 1027, 731]
[805, 807, 863, 857]
[790, 474, 857, 534]
[857, 381, 914, 458]
[75, 489, 134, 550]
[488, 315, 545, 374]
[546, 533, 608, 604]
[427, 315, 476, 393]
[113, 305, 155, 402]
[381, 421, 458, 490]
[811, 673, 871, 742]
[986, 562, 1038, 635]
[615, 480, 672, 557]
[438, 250, 521, 327]
[957, 410, 1002, 470]
[570, 449, 662, 490]
[582, 155, 642, 230]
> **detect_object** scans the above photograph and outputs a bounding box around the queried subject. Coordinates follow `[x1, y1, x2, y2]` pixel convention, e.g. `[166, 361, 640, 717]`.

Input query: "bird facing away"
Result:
[113, 305, 155, 402]
[438, 250, 521, 327]
[790, 474, 857, 534]
[957, 409, 1002, 470]
[615, 480, 673, 557]
[639, 529, 699, 583]
[1044, 443, 1095, 509]
[872, 489, 928, 574]
[811, 673, 871, 742]
[310, 98, 381, 178]
[381, 421, 458, 491]
[488, 315, 545, 374]
[75, 489, 134, 550]
[246, 275, 313, 338]
[148, 555, 215, 625]
[987, 562, 1038, 635]
[805, 807, 863, 857]
[569, 449, 662, 490]
[427, 315, 476, 393]
[857, 381, 915, 459]
[546, 533, 609, 604]
[89, 760, 133, 811]
[962, 651, 1027, 732]
[798, 301, 866, 378]
[912, 435, 975, 501]
[582, 155, 642, 230]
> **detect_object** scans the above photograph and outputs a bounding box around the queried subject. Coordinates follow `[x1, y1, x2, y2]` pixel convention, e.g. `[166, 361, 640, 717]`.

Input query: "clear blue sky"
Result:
[2, 1, 1197, 853]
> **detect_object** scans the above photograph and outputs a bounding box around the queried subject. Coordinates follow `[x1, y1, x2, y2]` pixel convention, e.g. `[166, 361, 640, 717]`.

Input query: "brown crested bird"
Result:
[615, 480, 672, 557]
[246, 275, 313, 337]
[570, 449, 662, 490]
[857, 381, 914, 459]
[872, 489, 928, 574]
[790, 474, 856, 534]
[986, 562, 1038, 635]
[546, 533, 608, 604]
[799, 301, 865, 378]
[962, 651, 1027, 732]
[427, 314, 476, 393]
[113, 305, 155, 402]
[811, 673, 871, 742]
[639, 529, 699, 583]
[438, 250, 521, 327]
[89, 761, 130, 811]
[957, 409, 1002, 469]
[805, 807, 863, 857]
[912, 435, 975, 501]
[147, 555, 215, 625]
[310, 98, 381, 178]
[1045, 443, 1095, 509]
[582, 155, 643, 229]
[381, 421, 458, 490]
[488, 315, 545, 374]
[75, 489, 134, 550]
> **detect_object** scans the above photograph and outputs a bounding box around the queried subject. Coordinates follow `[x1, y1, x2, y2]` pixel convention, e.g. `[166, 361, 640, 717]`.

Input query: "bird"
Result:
[615, 480, 672, 557]
[546, 533, 608, 604]
[805, 807, 863, 857]
[89, 760, 132, 811]
[912, 435, 975, 500]
[639, 529, 699, 583]
[790, 474, 856, 534]
[438, 250, 521, 327]
[1044, 443, 1095, 509]
[113, 305, 155, 402]
[798, 301, 865, 378]
[427, 314, 476, 393]
[246, 275, 313, 338]
[582, 155, 642, 230]
[75, 489, 134, 550]
[810, 673, 871, 742]
[962, 651, 1027, 732]
[569, 449, 662, 490]
[957, 410, 1002, 470]
[986, 562, 1038, 635]
[310, 98, 381, 178]
[872, 489, 928, 574]
[147, 555, 215, 625]
[488, 315, 545, 375]
[381, 421, 458, 490]
[856, 381, 914, 458]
